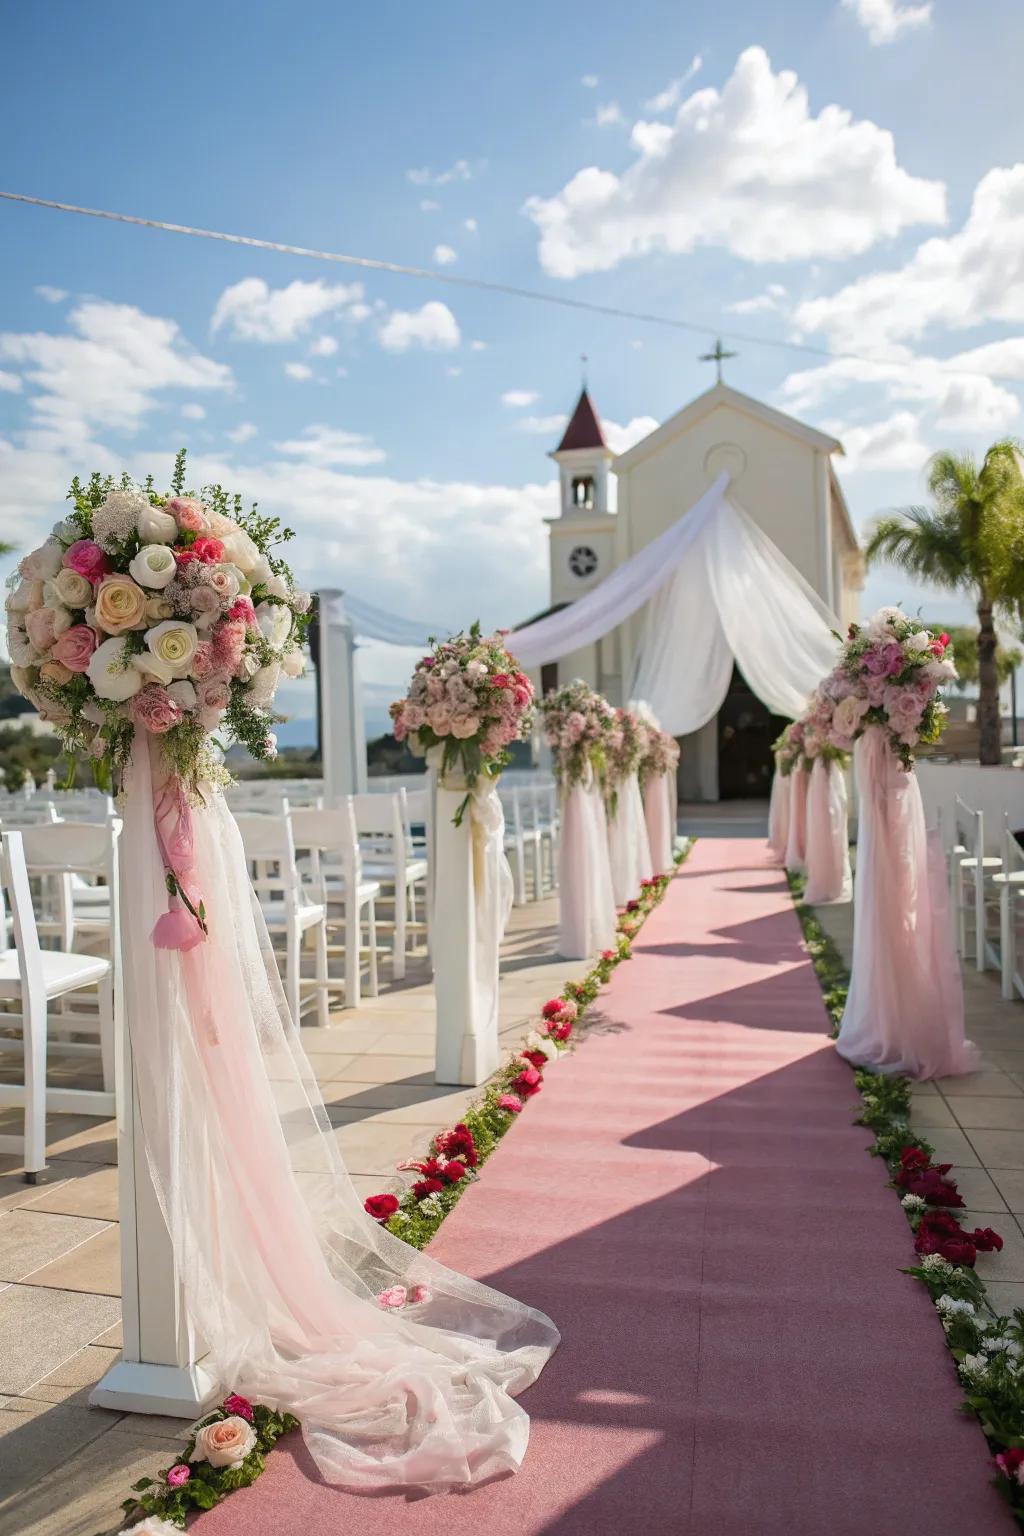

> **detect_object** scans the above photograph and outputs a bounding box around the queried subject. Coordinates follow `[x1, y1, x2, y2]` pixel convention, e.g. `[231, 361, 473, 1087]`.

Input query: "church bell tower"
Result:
[547, 387, 616, 607]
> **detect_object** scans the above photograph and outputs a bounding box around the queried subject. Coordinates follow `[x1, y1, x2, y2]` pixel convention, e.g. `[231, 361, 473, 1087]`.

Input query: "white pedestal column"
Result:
[431, 774, 502, 1087]
[318, 589, 368, 805]
[90, 894, 218, 1417]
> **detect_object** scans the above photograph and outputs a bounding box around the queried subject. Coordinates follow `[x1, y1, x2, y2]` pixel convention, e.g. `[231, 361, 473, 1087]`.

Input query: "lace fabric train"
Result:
[120, 740, 558, 1492]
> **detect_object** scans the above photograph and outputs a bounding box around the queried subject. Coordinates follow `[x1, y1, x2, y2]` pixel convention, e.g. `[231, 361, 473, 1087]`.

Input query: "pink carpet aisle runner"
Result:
[200, 840, 1011, 1536]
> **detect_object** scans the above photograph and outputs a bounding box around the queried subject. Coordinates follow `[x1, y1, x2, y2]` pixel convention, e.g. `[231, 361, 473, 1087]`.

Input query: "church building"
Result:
[540, 375, 864, 802]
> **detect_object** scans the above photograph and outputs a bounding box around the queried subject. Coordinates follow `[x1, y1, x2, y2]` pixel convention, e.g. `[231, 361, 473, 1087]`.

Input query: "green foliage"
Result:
[0, 723, 64, 792]
[943, 624, 1023, 689]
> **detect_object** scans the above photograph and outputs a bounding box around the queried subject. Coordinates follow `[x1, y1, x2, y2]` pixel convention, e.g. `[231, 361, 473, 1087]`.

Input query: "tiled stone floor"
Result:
[813, 899, 1024, 1313]
[0, 894, 592, 1536]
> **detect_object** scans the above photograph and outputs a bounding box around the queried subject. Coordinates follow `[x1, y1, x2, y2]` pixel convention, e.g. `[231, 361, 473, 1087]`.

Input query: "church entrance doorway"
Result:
[717, 666, 787, 801]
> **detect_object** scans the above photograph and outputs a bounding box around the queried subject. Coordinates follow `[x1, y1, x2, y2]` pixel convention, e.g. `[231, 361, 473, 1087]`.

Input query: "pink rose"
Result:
[63, 540, 110, 584]
[197, 675, 232, 711]
[189, 585, 223, 626]
[408, 1284, 432, 1305]
[166, 1464, 191, 1487]
[229, 595, 257, 628]
[25, 607, 67, 652]
[190, 641, 216, 679]
[190, 1414, 256, 1470]
[222, 1393, 254, 1422]
[131, 685, 185, 735]
[377, 1284, 408, 1309]
[427, 702, 452, 735]
[51, 624, 98, 672]
[165, 497, 209, 532]
[497, 1093, 523, 1113]
[449, 713, 480, 740]
[213, 618, 246, 670]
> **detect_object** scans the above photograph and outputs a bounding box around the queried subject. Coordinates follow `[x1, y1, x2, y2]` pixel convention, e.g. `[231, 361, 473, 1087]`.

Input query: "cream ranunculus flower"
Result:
[190, 1415, 257, 1470]
[137, 502, 179, 544]
[218, 525, 261, 575]
[49, 567, 94, 609]
[145, 594, 174, 624]
[129, 544, 178, 590]
[94, 575, 149, 635]
[133, 651, 176, 686]
[145, 619, 199, 677]
[255, 601, 292, 651]
[280, 644, 306, 679]
[87, 637, 144, 701]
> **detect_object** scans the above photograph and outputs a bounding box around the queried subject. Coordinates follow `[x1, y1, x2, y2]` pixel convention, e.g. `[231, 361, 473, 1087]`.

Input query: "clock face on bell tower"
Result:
[569, 544, 598, 578]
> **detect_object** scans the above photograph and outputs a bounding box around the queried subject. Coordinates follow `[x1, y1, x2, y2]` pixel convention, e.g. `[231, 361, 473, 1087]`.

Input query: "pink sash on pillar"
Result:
[767, 762, 790, 863]
[784, 765, 809, 872]
[803, 758, 852, 906]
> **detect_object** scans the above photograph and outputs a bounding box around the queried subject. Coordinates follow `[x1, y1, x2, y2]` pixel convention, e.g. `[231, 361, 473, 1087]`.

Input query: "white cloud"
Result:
[470, 339, 488, 352]
[274, 424, 385, 467]
[591, 101, 625, 128]
[526, 46, 945, 277]
[795, 164, 1024, 351]
[211, 277, 365, 344]
[0, 371, 22, 393]
[841, 0, 932, 45]
[519, 413, 569, 435]
[420, 199, 440, 213]
[446, 366, 462, 377]
[604, 415, 659, 454]
[464, 218, 478, 233]
[228, 421, 258, 443]
[502, 389, 539, 408]
[433, 244, 457, 265]
[643, 56, 703, 113]
[407, 159, 473, 187]
[35, 285, 68, 304]
[726, 283, 788, 315]
[831, 412, 932, 472]
[581, 74, 599, 89]
[284, 362, 313, 381]
[181, 402, 206, 420]
[310, 335, 339, 357]
[378, 301, 461, 352]
[0, 299, 232, 451]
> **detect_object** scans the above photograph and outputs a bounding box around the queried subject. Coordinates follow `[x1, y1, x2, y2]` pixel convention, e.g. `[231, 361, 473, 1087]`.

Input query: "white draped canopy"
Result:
[508, 472, 841, 736]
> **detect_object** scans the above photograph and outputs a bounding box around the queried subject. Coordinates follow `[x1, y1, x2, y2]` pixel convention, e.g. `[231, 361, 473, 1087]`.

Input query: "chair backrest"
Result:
[16, 819, 120, 953]
[351, 792, 406, 874]
[403, 788, 429, 857]
[235, 812, 301, 896]
[1, 831, 46, 1009]
[0, 803, 60, 828]
[290, 803, 361, 898]
[954, 796, 983, 857]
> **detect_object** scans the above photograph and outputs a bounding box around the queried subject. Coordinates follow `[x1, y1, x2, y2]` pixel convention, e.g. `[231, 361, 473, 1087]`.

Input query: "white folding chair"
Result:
[501, 788, 529, 906]
[235, 813, 330, 1028]
[402, 786, 433, 955]
[352, 792, 428, 981]
[290, 803, 381, 1008]
[0, 831, 115, 1179]
[950, 796, 1002, 971]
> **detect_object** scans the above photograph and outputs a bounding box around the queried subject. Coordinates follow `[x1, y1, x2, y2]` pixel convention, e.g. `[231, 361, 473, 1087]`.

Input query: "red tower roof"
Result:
[555, 388, 607, 452]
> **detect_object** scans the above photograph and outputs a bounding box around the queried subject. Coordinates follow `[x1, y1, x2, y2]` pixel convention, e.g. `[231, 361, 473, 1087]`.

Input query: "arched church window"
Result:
[571, 475, 595, 510]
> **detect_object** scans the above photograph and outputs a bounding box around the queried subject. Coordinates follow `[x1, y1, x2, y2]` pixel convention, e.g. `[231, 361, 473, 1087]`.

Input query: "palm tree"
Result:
[866, 441, 1024, 765]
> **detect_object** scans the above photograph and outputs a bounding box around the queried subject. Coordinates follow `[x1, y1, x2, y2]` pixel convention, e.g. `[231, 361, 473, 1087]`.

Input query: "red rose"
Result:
[174, 548, 200, 565]
[996, 1448, 1024, 1481]
[222, 1392, 254, 1422]
[541, 999, 563, 1019]
[971, 1226, 1004, 1252]
[522, 1049, 548, 1070]
[412, 1178, 445, 1200]
[601, 949, 615, 960]
[626, 899, 640, 913]
[515, 1067, 542, 1098]
[434, 1123, 478, 1167]
[192, 536, 225, 564]
[551, 1021, 572, 1041]
[918, 1209, 963, 1238]
[364, 1193, 400, 1222]
[897, 1146, 930, 1175]
[905, 1169, 964, 1207]
[442, 1161, 466, 1182]
[492, 673, 511, 688]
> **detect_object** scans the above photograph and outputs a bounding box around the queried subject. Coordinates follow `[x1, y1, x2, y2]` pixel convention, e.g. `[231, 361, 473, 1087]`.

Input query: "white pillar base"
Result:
[89, 1358, 220, 1418]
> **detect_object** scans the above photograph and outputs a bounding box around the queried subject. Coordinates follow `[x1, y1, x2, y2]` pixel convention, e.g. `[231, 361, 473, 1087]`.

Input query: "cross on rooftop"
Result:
[699, 338, 738, 383]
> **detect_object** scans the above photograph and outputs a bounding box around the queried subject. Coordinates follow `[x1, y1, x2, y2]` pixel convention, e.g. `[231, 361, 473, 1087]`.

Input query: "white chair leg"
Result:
[1002, 887, 1015, 1001]
[367, 899, 380, 998]
[98, 974, 116, 1092]
[23, 992, 47, 1179]
[976, 871, 986, 972]
[393, 877, 407, 982]
[511, 848, 526, 907]
[314, 920, 330, 1028]
[286, 920, 301, 1027]
[344, 900, 361, 1010]
[955, 864, 967, 956]
[531, 837, 543, 902]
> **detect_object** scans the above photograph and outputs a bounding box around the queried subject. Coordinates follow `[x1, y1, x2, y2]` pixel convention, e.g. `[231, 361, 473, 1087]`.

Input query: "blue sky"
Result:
[3, 0, 1024, 739]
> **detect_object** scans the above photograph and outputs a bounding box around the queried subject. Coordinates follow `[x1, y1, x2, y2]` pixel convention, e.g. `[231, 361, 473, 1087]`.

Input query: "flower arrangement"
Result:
[390, 623, 533, 820]
[118, 1391, 298, 1529]
[361, 855, 685, 1252]
[638, 726, 680, 789]
[774, 720, 807, 777]
[603, 707, 646, 815]
[820, 606, 956, 768]
[539, 679, 615, 791]
[6, 451, 310, 793]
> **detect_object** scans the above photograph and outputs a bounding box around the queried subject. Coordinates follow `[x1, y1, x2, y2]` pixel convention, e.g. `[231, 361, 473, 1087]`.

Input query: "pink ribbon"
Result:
[151, 778, 208, 951]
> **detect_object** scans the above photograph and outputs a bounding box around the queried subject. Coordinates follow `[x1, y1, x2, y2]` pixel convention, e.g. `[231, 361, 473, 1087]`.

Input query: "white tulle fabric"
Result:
[120, 740, 558, 1492]
[558, 780, 617, 960]
[767, 764, 790, 864]
[803, 759, 852, 906]
[784, 767, 809, 873]
[643, 773, 675, 875]
[509, 474, 840, 736]
[835, 729, 980, 1081]
[607, 774, 653, 907]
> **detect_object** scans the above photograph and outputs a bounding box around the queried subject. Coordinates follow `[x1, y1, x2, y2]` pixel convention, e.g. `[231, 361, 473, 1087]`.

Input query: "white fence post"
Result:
[318, 589, 367, 805]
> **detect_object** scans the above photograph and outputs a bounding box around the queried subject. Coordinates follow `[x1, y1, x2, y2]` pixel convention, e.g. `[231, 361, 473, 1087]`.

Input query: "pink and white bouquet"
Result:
[774, 720, 807, 777]
[603, 707, 646, 813]
[539, 679, 616, 790]
[821, 607, 955, 768]
[390, 624, 534, 806]
[5, 452, 310, 792]
[639, 726, 680, 788]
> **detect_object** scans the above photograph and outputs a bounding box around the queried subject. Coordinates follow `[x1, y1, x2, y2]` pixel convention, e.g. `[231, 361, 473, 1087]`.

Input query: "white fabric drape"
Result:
[508, 475, 840, 738]
[607, 774, 653, 907]
[767, 765, 790, 863]
[785, 767, 809, 873]
[643, 773, 675, 875]
[120, 739, 557, 1492]
[558, 782, 617, 960]
[803, 758, 852, 906]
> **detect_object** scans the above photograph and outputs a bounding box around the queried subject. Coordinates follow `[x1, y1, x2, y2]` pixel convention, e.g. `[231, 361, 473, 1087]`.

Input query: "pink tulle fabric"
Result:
[784, 765, 809, 872]
[803, 759, 852, 906]
[835, 728, 980, 1080]
[120, 739, 558, 1493]
[151, 777, 206, 952]
[767, 763, 791, 863]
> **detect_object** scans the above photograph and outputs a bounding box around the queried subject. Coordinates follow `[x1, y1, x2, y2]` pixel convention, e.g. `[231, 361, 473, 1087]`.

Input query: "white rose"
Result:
[49, 567, 94, 609]
[291, 589, 311, 614]
[167, 679, 197, 711]
[129, 544, 177, 590]
[219, 526, 261, 575]
[237, 650, 261, 681]
[6, 580, 42, 614]
[249, 554, 273, 586]
[120, 1517, 182, 1536]
[19, 541, 63, 581]
[137, 503, 179, 544]
[280, 645, 306, 679]
[87, 637, 144, 701]
[246, 660, 281, 707]
[832, 694, 869, 739]
[263, 572, 289, 599]
[145, 595, 174, 624]
[7, 627, 42, 666]
[145, 619, 199, 677]
[133, 651, 176, 686]
[190, 1415, 257, 1470]
[905, 631, 931, 653]
[254, 601, 292, 651]
[208, 511, 239, 537]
